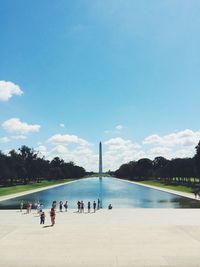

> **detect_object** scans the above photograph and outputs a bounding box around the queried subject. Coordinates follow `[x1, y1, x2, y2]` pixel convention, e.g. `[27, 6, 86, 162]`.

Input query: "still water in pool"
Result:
[0, 177, 200, 209]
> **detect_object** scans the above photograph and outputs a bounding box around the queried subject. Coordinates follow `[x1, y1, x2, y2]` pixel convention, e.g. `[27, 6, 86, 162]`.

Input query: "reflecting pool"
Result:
[0, 177, 200, 209]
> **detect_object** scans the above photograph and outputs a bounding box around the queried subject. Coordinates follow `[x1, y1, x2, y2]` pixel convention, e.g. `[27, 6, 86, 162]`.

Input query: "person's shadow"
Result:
[43, 225, 52, 228]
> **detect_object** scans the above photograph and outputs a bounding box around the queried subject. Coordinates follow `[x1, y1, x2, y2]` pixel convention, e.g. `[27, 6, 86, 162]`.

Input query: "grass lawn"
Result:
[0, 179, 76, 197]
[138, 180, 194, 194]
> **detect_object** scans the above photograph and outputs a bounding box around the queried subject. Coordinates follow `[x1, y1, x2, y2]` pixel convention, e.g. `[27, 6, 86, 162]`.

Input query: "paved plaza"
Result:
[1, 208, 200, 267]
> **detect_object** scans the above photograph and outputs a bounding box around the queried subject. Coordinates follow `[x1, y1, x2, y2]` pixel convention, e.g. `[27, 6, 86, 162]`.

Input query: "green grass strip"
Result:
[0, 179, 76, 197]
[138, 180, 194, 194]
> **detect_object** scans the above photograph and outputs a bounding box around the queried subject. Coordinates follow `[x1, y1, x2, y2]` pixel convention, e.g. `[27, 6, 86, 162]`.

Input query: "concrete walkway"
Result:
[1, 179, 200, 266]
[1, 209, 200, 267]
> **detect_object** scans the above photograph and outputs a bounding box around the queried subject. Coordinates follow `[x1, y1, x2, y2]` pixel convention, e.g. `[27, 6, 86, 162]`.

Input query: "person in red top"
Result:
[50, 208, 56, 226]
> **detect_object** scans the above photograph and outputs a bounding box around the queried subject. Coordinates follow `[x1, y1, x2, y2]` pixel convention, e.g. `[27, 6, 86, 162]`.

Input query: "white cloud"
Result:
[59, 123, 65, 128]
[149, 147, 171, 155]
[172, 147, 195, 158]
[36, 145, 47, 152]
[42, 144, 98, 171]
[104, 137, 140, 150]
[103, 137, 142, 170]
[143, 134, 161, 145]
[0, 81, 23, 101]
[147, 147, 172, 159]
[35, 145, 48, 157]
[143, 129, 200, 147]
[37, 142, 42, 146]
[2, 118, 41, 134]
[47, 134, 90, 146]
[115, 125, 124, 130]
[51, 145, 68, 155]
[0, 137, 10, 144]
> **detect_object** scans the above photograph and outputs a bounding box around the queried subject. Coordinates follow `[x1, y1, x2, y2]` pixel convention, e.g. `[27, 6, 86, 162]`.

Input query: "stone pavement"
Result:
[1, 209, 200, 267]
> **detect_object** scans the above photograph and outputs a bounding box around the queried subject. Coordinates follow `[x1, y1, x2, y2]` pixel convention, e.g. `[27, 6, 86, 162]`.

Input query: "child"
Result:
[40, 211, 45, 224]
[108, 204, 112, 210]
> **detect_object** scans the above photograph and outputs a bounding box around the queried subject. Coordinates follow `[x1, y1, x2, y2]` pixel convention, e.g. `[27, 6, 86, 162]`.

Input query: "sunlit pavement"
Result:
[1, 209, 200, 267]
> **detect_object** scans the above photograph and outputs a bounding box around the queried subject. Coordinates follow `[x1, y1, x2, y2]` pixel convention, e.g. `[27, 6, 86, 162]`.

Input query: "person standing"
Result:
[50, 208, 56, 226]
[64, 201, 68, 212]
[40, 211, 45, 224]
[26, 202, 30, 214]
[20, 200, 24, 212]
[80, 201, 84, 213]
[29, 202, 32, 213]
[88, 201, 91, 213]
[77, 201, 80, 213]
[59, 201, 63, 212]
[93, 201, 96, 213]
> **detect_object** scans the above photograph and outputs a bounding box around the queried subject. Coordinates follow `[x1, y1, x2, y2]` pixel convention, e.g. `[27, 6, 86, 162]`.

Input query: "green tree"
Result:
[194, 141, 200, 178]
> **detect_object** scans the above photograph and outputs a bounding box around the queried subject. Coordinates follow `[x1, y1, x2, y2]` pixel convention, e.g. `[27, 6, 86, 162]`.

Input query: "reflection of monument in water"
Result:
[99, 142, 103, 208]
[99, 141, 103, 176]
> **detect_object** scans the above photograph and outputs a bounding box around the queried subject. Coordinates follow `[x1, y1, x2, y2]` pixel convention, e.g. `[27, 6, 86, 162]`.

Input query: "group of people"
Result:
[49, 199, 101, 226]
[77, 200, 98, 213]
[20, 200, 43, 214]
[19, 199, 113, 227]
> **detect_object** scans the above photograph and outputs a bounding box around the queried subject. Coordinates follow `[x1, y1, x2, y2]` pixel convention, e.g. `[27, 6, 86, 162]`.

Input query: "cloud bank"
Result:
[2, 118, 41, 134]
[0, 81, 23, 101]
[39, 129, 200, 171]
[47, 134, 90, 146]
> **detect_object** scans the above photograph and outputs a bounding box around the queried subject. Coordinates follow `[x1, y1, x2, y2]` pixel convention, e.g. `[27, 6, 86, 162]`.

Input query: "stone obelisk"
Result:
[99, 142, 103, 175]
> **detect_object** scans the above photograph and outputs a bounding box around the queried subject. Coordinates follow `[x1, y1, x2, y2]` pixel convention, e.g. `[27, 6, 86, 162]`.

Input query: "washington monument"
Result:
[99, 142, 103, 175]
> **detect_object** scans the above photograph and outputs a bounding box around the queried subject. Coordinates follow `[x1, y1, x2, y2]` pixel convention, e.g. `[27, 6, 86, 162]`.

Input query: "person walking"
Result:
[40, 211, 45, 224]
[50, 208, 56, 226]
[88, 201, 91, 213]
[93, 201, 96, 213]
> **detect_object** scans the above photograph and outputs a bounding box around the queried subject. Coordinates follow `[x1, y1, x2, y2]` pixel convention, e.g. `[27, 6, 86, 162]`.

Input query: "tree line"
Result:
[115, 141, 200, 186]
[0, 145, 86, 186]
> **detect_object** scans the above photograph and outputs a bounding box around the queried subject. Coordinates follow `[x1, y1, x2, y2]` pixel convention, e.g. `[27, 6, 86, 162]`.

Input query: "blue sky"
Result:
[0, 0, 200, 171]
